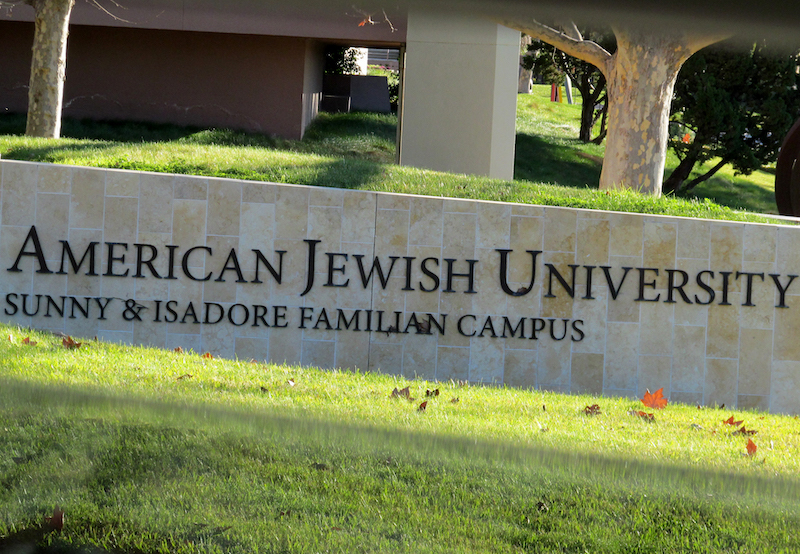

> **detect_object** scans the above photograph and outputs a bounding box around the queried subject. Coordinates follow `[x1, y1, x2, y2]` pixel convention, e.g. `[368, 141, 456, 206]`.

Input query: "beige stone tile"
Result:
[334, 331, 370, 371]
[637, 355, 672, 398]
[472, 248, 507, 315]
[200, 320, 236, 358]
[375, 209, 410, 255]
[269, 239, 309, 303]
[737, 394, 769, 412]
[174, 176, 208, 200]
[403, 335, 438, 380]
[543, 207, 576, 253]
[770, 361, 800, 414]
[604, 256, 641, 323]
[673, 258, 711, 326]
[537, 338, 571, 387]
[275, 186, 309, 240]
[139, 173, 174, 234]
[441, 212, 476, 259]
[642, 220, 677, 269]
[368, 342, 403, 375]
[704, 358, 738, 408]
[98, 330, 134, 346]
[638, 301, 674, 356]
[132, 321, 167, 349]
[242, 182, 277, 204]
[443, 198, 476, 214]
[743, 225, 776, 263]
[64, 316, 102, 340]
[2, 162, 38, 226]
[509, 215, 543, 258]
[501, 245, 541, 290]
[377, 193, 409, 211]
[134, 275, 169, 302]
[37, 164, 72, 194]
[608, 213, 643, 257]
[233, 337, 270, 363]
[166, 332, 202, 354]
[706, 296, 740, 358]
[511, 204, 544, 217]
[206, 179, 241, 237]
[671, 391, 703, 406]
[505, 284, 541, 326]
[476, 203, 511, 249]
[168, 277, 204, 305]
[710, 224, 743, 270]
[268, 329, 302, 365]
[105, 169, 140, 197]
[239, 203, 276, 272]
[571, 288, 607, 354]
[104, 196, 139, 243]
[570, 352, 604, 394]
[676, 219, 711, 260]
[540, 252, 576, 319]
[408, 197, 443, 247]
[503, 348, 537, 388]
[69, 168, 105, 230]
[576, 218, 610, 266]
[436, 346, 470, 381]
[775, 227, 800, 273]
[343, 191, 377, 245]
[469, 340, 504, 383]
[35, 194, 70, 253]
[301, 339, 336, 369]
[774, 304, 800, 361]
[308, 206, 343, 249]
[309, 187, 344, 208]
[739, 329, 772, 395]
[738, 263, 775, 329]
[604, 322, 640, 390]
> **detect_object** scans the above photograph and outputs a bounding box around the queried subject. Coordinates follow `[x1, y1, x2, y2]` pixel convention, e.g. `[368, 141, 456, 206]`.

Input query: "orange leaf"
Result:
[173, 346, 183, 353]
[746, 439, 757, 456]
[201, 352, 213, 359]
[176, 374, 193, 380]
[628, 409, 655, 421]
[641, 388, 668, 410]
[418, 401, 428, 412]
[734, 425, 757, 436]
[723, 415, 744, 426]
[450, 397, 460, 404]
[62, 336, 81, 349]
[21, 337, 37, 346]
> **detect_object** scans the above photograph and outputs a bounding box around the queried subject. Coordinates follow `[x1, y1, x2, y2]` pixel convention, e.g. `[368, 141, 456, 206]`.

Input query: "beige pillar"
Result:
[398, 10, 520, 181]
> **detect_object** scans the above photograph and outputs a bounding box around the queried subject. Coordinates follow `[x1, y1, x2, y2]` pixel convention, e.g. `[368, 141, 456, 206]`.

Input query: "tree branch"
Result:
[495, 18, 612, 76]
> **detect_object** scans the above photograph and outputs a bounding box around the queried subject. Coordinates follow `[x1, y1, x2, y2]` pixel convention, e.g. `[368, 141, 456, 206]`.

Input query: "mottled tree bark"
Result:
[497, 19, 726, 196]
[24, 0, 75, 139]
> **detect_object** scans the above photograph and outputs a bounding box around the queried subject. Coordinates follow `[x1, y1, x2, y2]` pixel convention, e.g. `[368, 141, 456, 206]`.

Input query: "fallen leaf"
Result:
[542, 404, 546, 412]
[312, 462, 328, 471]
[450, 397, 460, 404]
[62, 336, 82, 349]
[628, 409, 655, 422]
[746, 439, 757, 456]
[45, 506, 64, 531]
[173, 346, 183, 353]
[641, 388, 667, 410]
[733, 426, 757, 436]
[287, 378, 296, 387]
[418, 401, 428, 412]
[723, 415, 744, 427]
[176, 374, 193, 380]
[260, 386, 268, 393]
[425, 388, 440, 397]
[391, 386, 411, 399]
[8, 334, 14, 343]
[418, 320, 431, 334]
[201, 352, 213, 359]
[21, 337, 37, 346]
[583, 404, 601, 416]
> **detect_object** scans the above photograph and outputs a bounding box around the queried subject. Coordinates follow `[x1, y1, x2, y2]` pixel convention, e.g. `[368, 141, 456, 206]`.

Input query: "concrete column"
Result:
[398, 10, 520, 181]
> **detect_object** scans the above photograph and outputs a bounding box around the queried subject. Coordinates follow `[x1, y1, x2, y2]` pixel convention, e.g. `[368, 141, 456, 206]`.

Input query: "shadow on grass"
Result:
[514, 133, 601, 189]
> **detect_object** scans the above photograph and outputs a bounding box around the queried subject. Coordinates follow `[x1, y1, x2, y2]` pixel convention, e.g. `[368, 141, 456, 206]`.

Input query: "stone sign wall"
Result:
[2, 159, 799, 413]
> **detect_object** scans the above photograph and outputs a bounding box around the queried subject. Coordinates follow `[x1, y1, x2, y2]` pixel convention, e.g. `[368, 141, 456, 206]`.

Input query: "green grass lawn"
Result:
[0, 85, 785, 224]
[2, 325, 800, 553]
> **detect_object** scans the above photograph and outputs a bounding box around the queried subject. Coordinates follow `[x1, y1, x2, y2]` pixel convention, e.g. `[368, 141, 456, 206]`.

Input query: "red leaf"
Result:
[583, 404, 601, 416]
[733, 425, 757, 436]
[723, 415, 744, 427]
[628, 410, 655, 421]
[45, 506, 64, 531]
[201, 352, 213, 359]
[641, 388, 668, 410]
[746, 439, 757, 456]
[173, 346, 183, 353]
[21, 337, 37, 346]
[418, 401, 428, 412]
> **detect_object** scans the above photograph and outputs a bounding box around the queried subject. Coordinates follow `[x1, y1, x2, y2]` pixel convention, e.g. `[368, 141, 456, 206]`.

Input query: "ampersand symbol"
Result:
[122, 299, 146, 321]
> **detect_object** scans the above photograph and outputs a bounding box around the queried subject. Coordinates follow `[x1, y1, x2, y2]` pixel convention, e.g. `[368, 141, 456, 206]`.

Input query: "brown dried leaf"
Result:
[583, 404, 601, 416]
[733, 425, 757, 436]
[21, 337, 37, 346]
[62, 336, 82, 349]
[723, 415, 744, 427]
[426, 388, 440, 397]
[418, 401, 428, 412]
[450, 397, 460, 404]
[287, 378, 296, 387]
[391, 386, 411, 399]
[628, 409, 655, 422]
[173, 346, 183, 353]
[45, 506, 64, 531]
[201, 352, 213, 359]
[746, 439, 758, 456]
[176, 374, 193, 381]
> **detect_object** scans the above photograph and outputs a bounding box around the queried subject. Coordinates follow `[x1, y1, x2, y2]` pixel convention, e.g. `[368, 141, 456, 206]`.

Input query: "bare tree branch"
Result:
[496, 18, 612, 76]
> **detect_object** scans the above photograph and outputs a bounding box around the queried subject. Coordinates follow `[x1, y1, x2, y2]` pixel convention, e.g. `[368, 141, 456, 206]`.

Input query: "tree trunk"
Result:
[600, 29, 697, 195]
[662, 151, 699, 194]
[25, 0, 75, 139]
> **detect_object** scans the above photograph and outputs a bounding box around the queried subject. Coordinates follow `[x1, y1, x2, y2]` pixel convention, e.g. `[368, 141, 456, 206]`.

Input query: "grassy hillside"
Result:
[2, 325, 799, 553]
